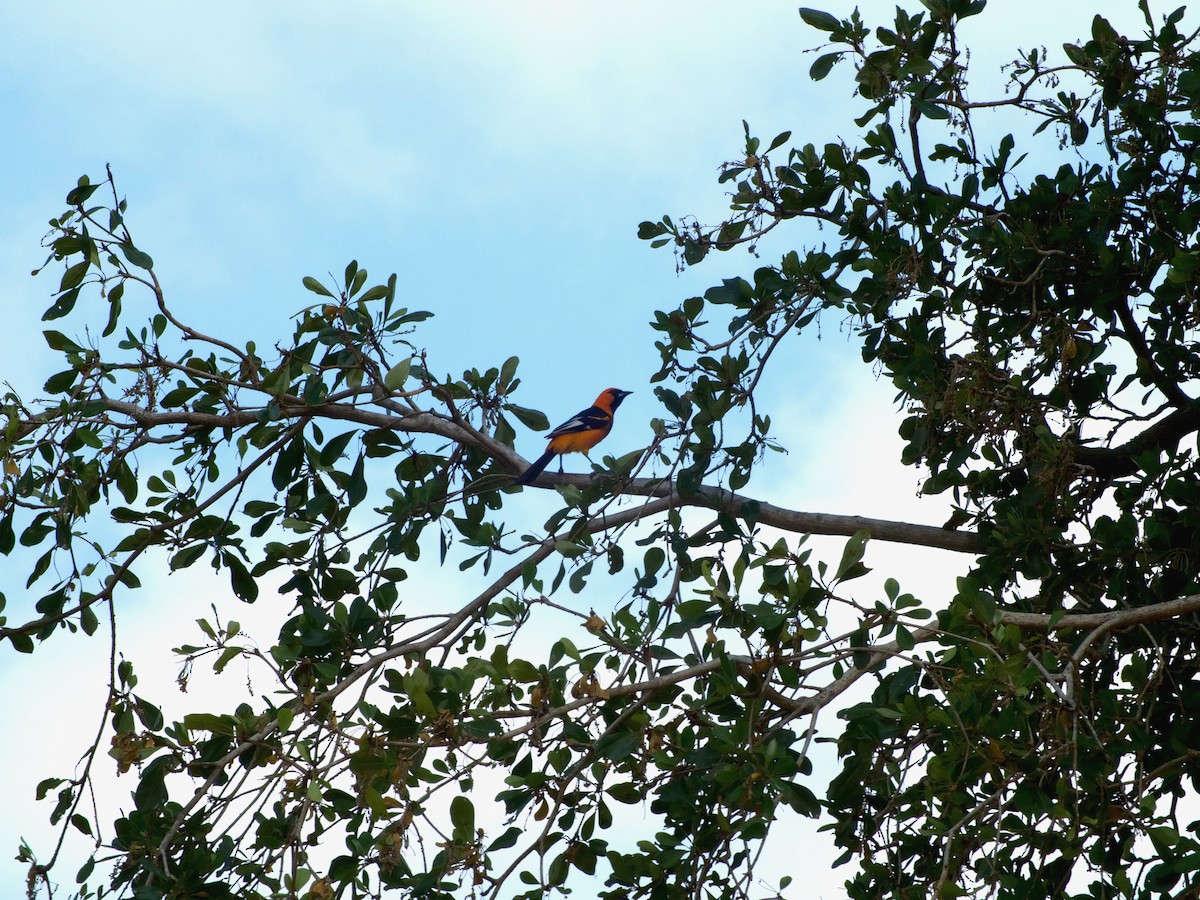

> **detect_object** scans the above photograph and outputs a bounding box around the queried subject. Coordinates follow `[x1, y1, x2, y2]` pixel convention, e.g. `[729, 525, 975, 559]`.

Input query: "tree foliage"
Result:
[8, 1, 1200, 898]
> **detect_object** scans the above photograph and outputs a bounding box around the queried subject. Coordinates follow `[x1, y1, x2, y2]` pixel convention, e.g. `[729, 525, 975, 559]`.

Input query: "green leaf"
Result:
[80, 603, 99, 636]
[36, 777, 64, 800]
[1091, 14, 1118, 46]
[488, 826, 522, 851]
[1149, 826, 1179, 854]
[302, 275, 335, 298]
[66, 180, 101, 206]
[59, 261, 89, 293]
[384, 358, 412, 392]
[607, 782, 642, 804]
[75, 855, 95, 884]
[183, 713, 235, 735]
[44, 369, 78, 394]
[1062, 42, 1091, 67]
[43, 330, 82, 353]
[318, 430, 356, 467]
[505, 404, 550, 431]
[119, 243, 154, 270]
[171, 544, 207, 571]
[799, 7, 840, 32]
[597, 730, 640, 760]
[637, 220, 667, 240]
[0, 511, 13, 554]
[388, 308, 434, 326]
[9, 632, 35, 653]
[226, 555, 259, 602]
[1069, 117, 1088, 145]
[912, 98, 950, 121]
[500, 355, 519, 387]
[134, 695, 164, 730]
[810, 52, 840, 81]
[213, 645, 243, 673]
[450, 795, 475, 838]
[834, 530, 870, 581]
[346, 454, 367, 506]
[43, 287, 81, 320]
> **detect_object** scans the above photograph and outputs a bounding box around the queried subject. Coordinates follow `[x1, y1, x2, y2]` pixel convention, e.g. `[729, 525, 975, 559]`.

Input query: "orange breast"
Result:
[547, 427, 609, 455]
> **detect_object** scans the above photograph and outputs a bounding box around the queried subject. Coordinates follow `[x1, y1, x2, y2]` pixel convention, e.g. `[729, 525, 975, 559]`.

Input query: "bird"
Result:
[518, 388, 632, 485]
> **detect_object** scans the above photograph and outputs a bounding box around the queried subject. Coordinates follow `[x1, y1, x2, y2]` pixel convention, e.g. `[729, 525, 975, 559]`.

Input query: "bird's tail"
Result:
[518, 448, 557, 485]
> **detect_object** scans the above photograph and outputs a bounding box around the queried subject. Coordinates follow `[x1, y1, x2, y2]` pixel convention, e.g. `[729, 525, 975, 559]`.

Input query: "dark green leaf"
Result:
[347, 454, 367, 506]
[505, 404, 550, 431]
[59, 261, 89, 293]
[810, 52, 841, 80]
[43, 287, 81, 320]
[384, 358, 412, 392]
[834, 530, 870, 581]
[171, 544, 207, 571]
[226, 555, 259, 602]
[799, 7, 840, 32]
[44, 369, 78, 394]
[1062, 42, 1091, 66]
[119, 243, 154, 270]
[450, 795, 475, 838]
[43, 330, 82, 353]
[302, 275, 335, 298]
[103, 282, 124, 337]
[66, 181, 101, 206]
[80, 603, 99, 636]
[75, 855, 95, 884]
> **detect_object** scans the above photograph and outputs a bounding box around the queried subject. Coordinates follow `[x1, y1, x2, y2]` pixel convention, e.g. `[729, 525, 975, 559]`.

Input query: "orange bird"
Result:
[518, 388, 632, 485]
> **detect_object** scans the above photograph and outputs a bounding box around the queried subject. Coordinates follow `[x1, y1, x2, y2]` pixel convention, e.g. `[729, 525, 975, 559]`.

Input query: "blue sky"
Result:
[0, 1, 1151, 896]
[0, 2, 832, 401]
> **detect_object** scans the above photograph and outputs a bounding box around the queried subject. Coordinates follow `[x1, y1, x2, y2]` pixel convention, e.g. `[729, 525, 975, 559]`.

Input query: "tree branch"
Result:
[1074, 400, 1200, 478]
[548, 476, 982, 553]
[1000, 592, 1200, 636]
[15, 396, 982, 555]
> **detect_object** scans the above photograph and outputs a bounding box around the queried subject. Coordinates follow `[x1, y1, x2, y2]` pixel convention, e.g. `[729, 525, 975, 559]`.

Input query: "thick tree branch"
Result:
[15, 396, 982, 555]
[1074, 400, 1200, 477]
[540, 475, 982, 553]
[1000, 592, 1200, 635]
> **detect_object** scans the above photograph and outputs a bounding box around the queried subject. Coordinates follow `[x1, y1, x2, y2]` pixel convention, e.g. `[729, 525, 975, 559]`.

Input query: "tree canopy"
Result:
[8, 1, 1200, 898]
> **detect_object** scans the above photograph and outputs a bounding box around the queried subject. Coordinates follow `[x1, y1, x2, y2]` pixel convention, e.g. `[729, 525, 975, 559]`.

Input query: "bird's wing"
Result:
[546, 404, 609, 438]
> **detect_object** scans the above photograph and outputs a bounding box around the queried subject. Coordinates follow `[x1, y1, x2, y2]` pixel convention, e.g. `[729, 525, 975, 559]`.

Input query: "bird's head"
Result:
[602, 388, 633, 410]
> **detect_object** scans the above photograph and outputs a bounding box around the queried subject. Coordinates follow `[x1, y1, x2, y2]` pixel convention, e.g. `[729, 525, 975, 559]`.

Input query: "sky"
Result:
[0, 1, 1154, 897]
